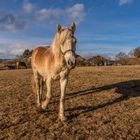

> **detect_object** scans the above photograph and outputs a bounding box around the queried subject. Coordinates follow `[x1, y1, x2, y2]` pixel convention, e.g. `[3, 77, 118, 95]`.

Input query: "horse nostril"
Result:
[67, 60, 72, 66]
[68, 59, 75, 67]
[71, 61, 74, 66]
[68, 60, 71, 66]
[73, 60, 76, 65]
[72, 61, 75, 66]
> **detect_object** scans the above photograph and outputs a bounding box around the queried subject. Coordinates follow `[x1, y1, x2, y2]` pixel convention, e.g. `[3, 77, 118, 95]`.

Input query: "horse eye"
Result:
[73, 46, 76, 51]
[73, 38, 77, 43]
[70, 34, 73, 38]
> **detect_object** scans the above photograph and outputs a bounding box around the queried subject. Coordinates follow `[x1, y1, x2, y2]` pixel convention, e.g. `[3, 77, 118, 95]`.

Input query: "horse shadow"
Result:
[65, 80, 140, 120]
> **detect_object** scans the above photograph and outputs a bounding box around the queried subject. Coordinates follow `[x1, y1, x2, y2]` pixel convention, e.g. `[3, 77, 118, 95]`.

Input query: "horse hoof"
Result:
[41, 105, 46, 110]
[36, 107, 45, 113]
[41, 103, 47, 110]
[37, 103, 41, 108]
[59, 116, 67, 122]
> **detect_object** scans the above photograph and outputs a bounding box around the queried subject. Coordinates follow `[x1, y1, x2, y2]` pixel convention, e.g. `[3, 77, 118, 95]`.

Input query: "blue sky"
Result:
[0, 0, 140, 59]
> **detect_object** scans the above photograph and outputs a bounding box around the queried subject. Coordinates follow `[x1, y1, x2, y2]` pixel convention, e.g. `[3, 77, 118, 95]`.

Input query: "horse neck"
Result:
[51, 34, 64, 63]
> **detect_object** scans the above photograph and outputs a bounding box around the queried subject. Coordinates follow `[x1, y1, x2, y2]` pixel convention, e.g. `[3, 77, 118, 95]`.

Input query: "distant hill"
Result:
[76, 54, 91, 66]
[88, 55, 114, 66]
[0, 59, 10, 62]
[0, 55, 31, 70]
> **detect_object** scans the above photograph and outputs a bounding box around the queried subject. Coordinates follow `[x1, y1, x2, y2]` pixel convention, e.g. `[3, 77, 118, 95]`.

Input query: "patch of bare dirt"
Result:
[0, 66, 140, 139]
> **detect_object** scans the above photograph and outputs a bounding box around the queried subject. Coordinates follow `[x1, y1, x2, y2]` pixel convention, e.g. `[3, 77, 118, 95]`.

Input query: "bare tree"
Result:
[115, 52, 128, 65]
[23, 49, 33, 57]
[89, 55, 108, 66]
[115, 52, 128, 60]
[132, 47, 140, 58]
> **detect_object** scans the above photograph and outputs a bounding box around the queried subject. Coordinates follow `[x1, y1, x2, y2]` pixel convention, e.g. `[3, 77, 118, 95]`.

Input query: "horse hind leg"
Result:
[33, 71, 42, 107]
[39, 76, 44, 102]
[42, 77, 52, 110]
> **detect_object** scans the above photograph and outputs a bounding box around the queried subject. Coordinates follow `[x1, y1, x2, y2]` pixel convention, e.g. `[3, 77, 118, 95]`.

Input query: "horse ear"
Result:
[57, 24, 61, 33]
[71, 22, 76, 33]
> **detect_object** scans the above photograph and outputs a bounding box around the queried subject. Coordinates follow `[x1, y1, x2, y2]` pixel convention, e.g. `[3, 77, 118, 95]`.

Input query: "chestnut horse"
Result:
[31, 23, 77, 121]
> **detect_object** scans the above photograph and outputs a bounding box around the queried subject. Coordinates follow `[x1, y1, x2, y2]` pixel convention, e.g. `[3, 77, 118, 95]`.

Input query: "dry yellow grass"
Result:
[0, 63, 4, 67]
[0, 66, 140, 139]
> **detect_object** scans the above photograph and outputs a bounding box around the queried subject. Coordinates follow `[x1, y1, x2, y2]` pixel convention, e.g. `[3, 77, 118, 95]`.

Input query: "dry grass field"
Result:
[0, 66, 140, 140]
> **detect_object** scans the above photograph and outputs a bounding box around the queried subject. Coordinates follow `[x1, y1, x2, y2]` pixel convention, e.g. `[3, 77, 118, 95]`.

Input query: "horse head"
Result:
[56, 23, 77, 69]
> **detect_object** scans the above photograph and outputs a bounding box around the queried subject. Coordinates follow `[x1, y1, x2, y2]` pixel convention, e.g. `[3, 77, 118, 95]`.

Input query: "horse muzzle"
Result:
[67, 59, 76, 69]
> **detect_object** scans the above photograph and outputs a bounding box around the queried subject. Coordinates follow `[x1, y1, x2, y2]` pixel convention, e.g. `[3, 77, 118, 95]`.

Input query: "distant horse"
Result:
[31, 23, 77, 121]
[16, 61, 27, 69]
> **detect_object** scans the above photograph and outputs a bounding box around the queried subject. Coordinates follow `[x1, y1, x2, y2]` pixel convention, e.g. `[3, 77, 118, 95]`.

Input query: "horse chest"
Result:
[52, 65, 68, 80]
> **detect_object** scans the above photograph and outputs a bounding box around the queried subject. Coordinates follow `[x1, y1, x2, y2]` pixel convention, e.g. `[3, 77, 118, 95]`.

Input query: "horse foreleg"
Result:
[42, 78, 52, 110]
[59, 76, 68, 121]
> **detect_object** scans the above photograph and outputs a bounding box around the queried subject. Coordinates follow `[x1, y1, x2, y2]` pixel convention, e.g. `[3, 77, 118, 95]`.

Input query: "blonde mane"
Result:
[51, 27, 71, 55]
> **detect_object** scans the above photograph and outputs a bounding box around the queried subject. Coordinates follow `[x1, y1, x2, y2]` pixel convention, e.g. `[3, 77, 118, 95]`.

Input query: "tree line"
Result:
[115, 47, 140, 65]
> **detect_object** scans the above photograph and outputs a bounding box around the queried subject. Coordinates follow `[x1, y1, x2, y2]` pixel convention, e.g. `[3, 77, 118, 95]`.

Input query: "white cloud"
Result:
[0, 35, 52, 58]
[0, 42, 33, 58]
[11, 43, 34, 56]
[22, 0, 34, 13]
[0, 14, 25, 32]
[33, 3, 85, 24]
[0, 23, 24, 32]
[66, 3, 85, 24]
[33, 8, 62, 23]
[76, 42, 134, 59]
[0, 49, 6, 55]
[9, 43, 28, 56]
[118, 0, 134, 6]
[78, 51, 116, 59]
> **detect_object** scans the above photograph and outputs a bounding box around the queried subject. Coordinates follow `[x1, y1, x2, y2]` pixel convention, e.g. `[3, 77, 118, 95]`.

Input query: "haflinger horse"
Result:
[31, 23, 77, 121]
